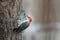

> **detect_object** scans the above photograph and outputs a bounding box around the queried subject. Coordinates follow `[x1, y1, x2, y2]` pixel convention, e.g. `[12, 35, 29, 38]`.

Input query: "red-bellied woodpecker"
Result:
[13, 16, 32, 33]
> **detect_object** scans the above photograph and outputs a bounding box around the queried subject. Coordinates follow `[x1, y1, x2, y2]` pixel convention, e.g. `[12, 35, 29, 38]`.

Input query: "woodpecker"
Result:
[13, 16, 32, 33]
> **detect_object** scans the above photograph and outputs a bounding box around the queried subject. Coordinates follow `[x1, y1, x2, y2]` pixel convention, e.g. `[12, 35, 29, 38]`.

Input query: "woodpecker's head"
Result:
[27, 16, 32, 23]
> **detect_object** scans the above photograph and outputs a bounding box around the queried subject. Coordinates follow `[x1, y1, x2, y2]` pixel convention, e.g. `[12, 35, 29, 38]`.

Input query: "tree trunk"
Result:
[0, 0, 21, 40]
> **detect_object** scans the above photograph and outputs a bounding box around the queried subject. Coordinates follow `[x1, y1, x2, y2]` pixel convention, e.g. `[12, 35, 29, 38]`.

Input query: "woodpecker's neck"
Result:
[28, 17, 32, 23]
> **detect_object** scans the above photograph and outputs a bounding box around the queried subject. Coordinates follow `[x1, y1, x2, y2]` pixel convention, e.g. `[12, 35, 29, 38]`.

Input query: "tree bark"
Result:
[0, 0, 21, 40]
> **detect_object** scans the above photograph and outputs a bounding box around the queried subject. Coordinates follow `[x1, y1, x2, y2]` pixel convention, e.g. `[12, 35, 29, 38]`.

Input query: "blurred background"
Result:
[21, 0, 60, 40]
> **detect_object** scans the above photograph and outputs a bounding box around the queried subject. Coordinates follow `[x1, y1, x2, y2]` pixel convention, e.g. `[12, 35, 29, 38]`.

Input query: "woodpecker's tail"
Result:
[13, 28, 22, 33]
[13, 28, 18, 32]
